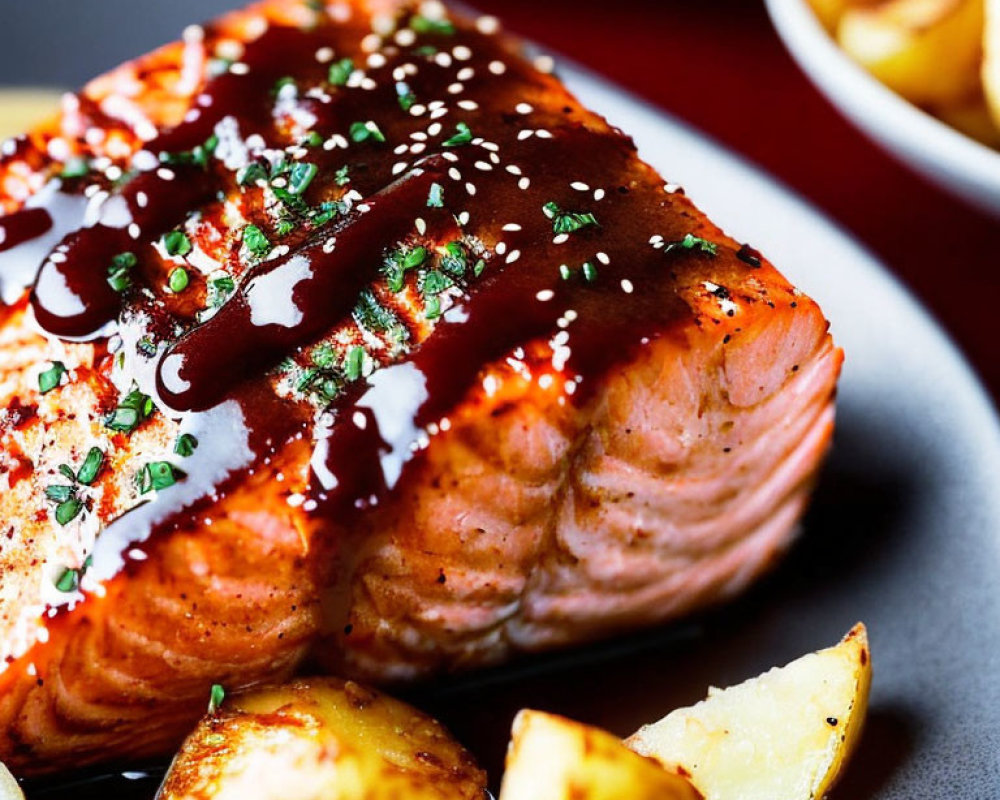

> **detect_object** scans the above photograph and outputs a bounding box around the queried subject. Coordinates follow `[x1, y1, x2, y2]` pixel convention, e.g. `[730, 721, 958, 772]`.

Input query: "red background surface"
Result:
[475, 0, 1000, 403]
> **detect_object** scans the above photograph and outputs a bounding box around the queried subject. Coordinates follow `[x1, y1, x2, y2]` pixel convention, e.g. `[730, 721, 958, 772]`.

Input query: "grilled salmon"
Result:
[0, 0, 841, 774]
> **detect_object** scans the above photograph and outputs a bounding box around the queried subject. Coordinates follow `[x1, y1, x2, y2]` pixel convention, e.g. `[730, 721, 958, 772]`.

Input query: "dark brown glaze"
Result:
[1, 4, 751, 532]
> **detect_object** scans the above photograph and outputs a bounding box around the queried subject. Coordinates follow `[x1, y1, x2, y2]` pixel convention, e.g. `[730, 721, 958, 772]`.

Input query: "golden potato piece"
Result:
[0, 762, 23, 800]
[498, 710, 700, 800]
[157, 678, 485, 800]
[838, 0, 984, 107]
[626, 624, 871, 800]
[983, 0, 1000, 126]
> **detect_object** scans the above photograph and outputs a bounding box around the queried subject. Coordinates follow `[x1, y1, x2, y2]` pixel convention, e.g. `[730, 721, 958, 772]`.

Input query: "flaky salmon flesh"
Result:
[0, 0, 841, 774]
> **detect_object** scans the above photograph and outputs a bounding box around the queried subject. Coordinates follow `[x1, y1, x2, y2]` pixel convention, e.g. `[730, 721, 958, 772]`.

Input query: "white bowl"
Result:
[766, 0, 1000, 216]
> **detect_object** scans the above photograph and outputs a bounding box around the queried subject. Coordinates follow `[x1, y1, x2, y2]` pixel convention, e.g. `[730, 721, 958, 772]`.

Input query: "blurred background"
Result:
[1, 0, 997, 400]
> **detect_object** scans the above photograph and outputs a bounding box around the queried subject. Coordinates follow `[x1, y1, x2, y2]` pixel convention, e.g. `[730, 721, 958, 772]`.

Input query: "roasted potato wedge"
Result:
[157, 678, 485, 800]
[498, 710, 699, 800]
[838, 0, 984, 107]
[0, 763, 22, 800]
[626, 623, 871, 800]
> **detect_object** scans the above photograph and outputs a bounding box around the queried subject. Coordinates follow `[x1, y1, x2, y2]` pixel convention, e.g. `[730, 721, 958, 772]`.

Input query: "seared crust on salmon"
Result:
[0, 0, 840, 773]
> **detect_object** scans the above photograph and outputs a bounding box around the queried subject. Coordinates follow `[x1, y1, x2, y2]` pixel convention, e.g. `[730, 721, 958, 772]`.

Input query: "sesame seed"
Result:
[518, 177, 531, 190]
[429, 100, 445, 110]
[517, 130, 534, 141]
[536, 289, 554, 301]
[488, 60, 506, 75]
[323, 237, 337, 253]
[360, 77, 378, 91]
[442, 151, 459, 162]
[353, 411, 368, 429]
[516, 102, 533, 115]
[457, 211, 471, 225]
[415, 217, 427, 235]
[395, 28, 417, 46]
[448, 82, 464, 95]
[506, 249, 521, 264]
[664, 183, 681, 193]
[453, 45, 473, 61]
[553, 233, 569, 245]
[434, 52, 453, 68]
[482, 141, 499, 152]
[457, 100, 479, 111]
[316, 46, 335, 63]
[361, 33, 381, 52]
[448, 167, 462, 181]
[410, 142, 427, 154]
[411, 131, 428, 141]
[594, 188, 606, 201]
[230, 62, 250, 75]
[621, 279, 634, 293]
[465, 182, 477, 195]
[649, 234, 664, 244]
[477, 15, 500, 34]
[428, 122, 443, 136]
[367, 53, 387, 69]
[474, 160, 493, 171]
[457, 67, 475, 81]
[535, 129, 554, 139]
[430, 108, 449, 120]
[496, 241, 507, 255]
[393, 66, 407, 81]
[392, 162, 409, 175]
[157, 168, 176, 181]
[409, 104, 428, 116]
[506, 164, 522, 175]
[128, 223, 141, 239]
[394, 143, 409, 155]
[333, 134, 349, 148]
[571, 181, 589, 191]
[596, 252, 610, 265]
[502, 223, 522, 232]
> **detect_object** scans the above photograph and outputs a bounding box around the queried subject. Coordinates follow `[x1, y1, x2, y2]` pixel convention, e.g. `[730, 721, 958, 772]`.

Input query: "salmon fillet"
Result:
[0, 0, 841, 774]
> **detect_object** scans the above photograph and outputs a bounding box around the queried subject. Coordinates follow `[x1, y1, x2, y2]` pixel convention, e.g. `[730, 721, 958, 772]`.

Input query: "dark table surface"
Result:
[2, 0, 996, 403]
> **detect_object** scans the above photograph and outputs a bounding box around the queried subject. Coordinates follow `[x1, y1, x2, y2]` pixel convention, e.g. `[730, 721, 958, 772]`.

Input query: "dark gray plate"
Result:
[6, 3, 1000, 798]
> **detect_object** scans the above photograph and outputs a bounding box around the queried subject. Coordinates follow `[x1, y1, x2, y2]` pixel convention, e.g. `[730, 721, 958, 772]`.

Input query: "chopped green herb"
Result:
[473, 258, 486, 277]
[208, 684, 226, 714]
[273, 75, 297, 95]
[421, 269, 453, 321]
[411, 15, 455, 35]
[163, 231, 192, 257]
[107, 251, 138, 293]
[168, 267, 190, 293]
[76, 447, 104, 485]
[427, 182, 444, 208]
[58, 464, 76, 482]
[559, 264, 572, 280]
[288, 162, 318, 195]
[137, 337, 157, 357]
[412, 45, 438, 56]
[243, 224, 271, 257]
[38, 361, 66, 394]
[662, 233, 718, 256]
[442, 122, 472, 147]
[139, 461, 180, 494]
[344, 345, 365, 381]
[159, 134, 218, 169]
[440, 241, 467, 276]
[404, 246, 428, 269]
[328, 58, 354, 86]
[276, 218, 297, 237]
[208, 274, 236, 308]
[174, 433, 199, 457]
[55, 567, 80, 591]
[335, 165, 351, 186]
[582, 261, 598, 282]
[237, 162, 268, 187]
[55, 498, 84, 526]
[300, 131, 324, 147]
[350, 120, 386, 144]
[424, 295, 441, 320]
[543, 202, 599, 235]
[311, 343, 337, 369]
[105, 389, 154, 434]
[45, 485, 75, 503]
[396, 82, 417, 111]
[59, 157, 90, 180]
[354, 289, 403, 335]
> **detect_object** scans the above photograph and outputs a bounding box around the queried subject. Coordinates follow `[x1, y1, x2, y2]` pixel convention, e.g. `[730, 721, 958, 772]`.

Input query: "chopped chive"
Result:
[59, 157, 90, 179]
[209, 274, 236, 308]
[58, 464, 77, 482]
[107, 251, 137, 293]
[168, 267, 190, 293]
[300, 131, 323, 147]
[404, 246, 428, 269]
[139, 461, 180, 494]
[55, 567, 80, 591]
[662, 233, 718, 256]
[424, 295, 442, 320]
[105, 389, 154, 434]
[163, 230, 192, 257]
[543, 202, 599, 235]
[174, 433, 199, 457]
[473, 258, 486, 277]
[137, 337, 157, 357]
[288, 162, 318, 195]
[276, 218, 297, 236]
[582, 261, 598, 282]
[76, 447, 104, 485]
[237, 162, 268, 187]
[45, 485, 75, 503]
[208, 683, 225, 714]
[559, 264, 572, 280]
[243, 224, 271, 256]
[38, 361, 66, 394]
[427, 182, 444, 208]
[411, 15, 455, 35]
[55, 498, 84, 527]
[441, 241, 467, 276]
[328, 58, 354, 86]
[442, 122, 472, 147]
[344, 346, 365, 381]
[396, 82, 416, 111]
[349, 121, 386, 144]
[335, 165, 351, 186]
